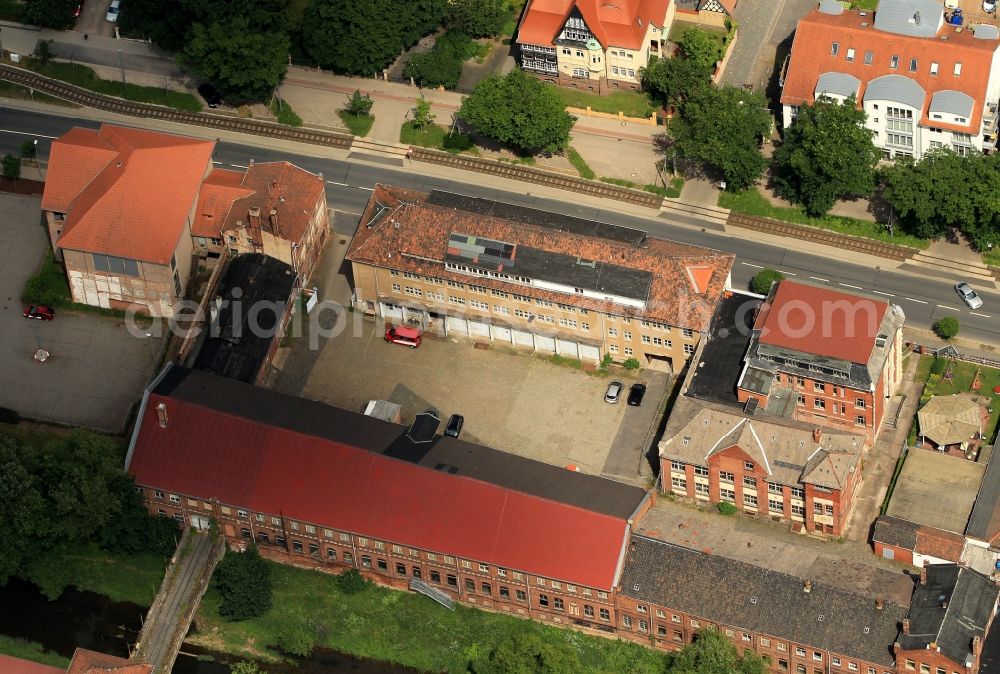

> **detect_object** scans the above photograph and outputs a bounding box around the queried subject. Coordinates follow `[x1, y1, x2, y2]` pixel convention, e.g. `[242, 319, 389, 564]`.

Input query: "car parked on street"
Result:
[444, 414, 464, 438]
[627, 383, 647, 406]
[106, 0, 119, 22]
[23, 305, 55, 321]
[197, 83, 222, 108]
[604, 381, 624, 404]
[955, 282, 983, 309]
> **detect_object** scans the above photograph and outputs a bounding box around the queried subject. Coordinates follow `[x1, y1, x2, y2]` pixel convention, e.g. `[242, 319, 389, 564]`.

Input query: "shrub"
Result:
[22, 250, 71, 307]
[600, 353, 613, 369]
[335, 569, 369, 595]
[20, 140, 36, 159]
[623, 357, 640, 370]
[276, 620, 315, 658]
[929, 356, 947, 376]
[214, 545, 272, 620]
[2, 154, 20, 179]
[934, 317, 960, 340]
[442, 131, 473, 153]
[750, 268, 785, 295]
[717, 502, 738, 516]
[344, 90, 374, 117]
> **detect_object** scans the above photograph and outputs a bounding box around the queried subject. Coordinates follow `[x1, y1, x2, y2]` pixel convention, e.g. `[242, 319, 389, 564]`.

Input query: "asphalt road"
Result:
[2, 107, 997, 345]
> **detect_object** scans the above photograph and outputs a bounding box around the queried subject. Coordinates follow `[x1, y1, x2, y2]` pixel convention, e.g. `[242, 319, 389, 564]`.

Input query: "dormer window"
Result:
[831, 42, 839, 55]
[890, 55, 899, 69]
[954, 62, 962, 76]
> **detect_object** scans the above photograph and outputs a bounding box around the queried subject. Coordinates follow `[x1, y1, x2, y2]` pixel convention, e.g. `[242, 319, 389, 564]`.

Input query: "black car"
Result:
[444, 414, 464, 438]
[627, 383, 647, 406]
[197, 83, 222, 108]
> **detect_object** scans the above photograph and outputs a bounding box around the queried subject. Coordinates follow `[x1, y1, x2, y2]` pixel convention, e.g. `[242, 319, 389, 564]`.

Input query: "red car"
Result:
[23, 305, 55, 321]
[73, 2, 83, 17]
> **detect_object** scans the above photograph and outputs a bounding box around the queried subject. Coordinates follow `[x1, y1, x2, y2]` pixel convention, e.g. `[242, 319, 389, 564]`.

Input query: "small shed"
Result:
[918, 395, 983, 449]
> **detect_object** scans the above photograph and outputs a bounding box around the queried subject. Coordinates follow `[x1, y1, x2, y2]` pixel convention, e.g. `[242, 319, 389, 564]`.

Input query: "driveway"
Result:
[0, 194, 166, 432]
[721, 0, 818, 89]
[74, 0, 116, 38]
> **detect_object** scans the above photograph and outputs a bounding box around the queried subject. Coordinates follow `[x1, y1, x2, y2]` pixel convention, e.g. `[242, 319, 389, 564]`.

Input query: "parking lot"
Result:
[273, 308, 668, 478]
[0, 194, 166, 432]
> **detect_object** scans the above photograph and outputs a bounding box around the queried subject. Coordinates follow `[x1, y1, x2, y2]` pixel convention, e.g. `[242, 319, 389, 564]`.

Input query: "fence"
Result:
[565, 106, 658, 126]
[913, 342, 1000, 369]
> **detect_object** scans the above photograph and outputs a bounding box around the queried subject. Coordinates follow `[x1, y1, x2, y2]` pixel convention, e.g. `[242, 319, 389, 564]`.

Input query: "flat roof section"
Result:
[426, 190, 647, 246]
[886, 449, 986, 534]
[686, 292, 759, 405]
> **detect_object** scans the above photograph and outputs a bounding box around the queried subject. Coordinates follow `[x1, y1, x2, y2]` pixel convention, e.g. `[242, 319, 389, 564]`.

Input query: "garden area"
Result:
[555, 88, 655, 118]
[912, 354, 1000, 447]
[191, 561, 667, 673]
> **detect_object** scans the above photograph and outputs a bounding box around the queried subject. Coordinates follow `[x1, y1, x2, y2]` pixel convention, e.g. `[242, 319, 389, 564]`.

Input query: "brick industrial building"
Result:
[125, 365, 999, 674]
[346, 185, 734, 371]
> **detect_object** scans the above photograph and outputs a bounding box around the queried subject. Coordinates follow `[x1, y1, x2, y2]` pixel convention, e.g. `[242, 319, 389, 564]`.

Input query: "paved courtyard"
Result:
[0, 194, 166, 432]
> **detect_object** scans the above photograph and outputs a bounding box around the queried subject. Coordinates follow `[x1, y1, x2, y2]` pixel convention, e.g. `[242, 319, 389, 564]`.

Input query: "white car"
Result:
[986, 0, 998, 13]
[955, 282, 984, 309]
[106, 0, 119, 22]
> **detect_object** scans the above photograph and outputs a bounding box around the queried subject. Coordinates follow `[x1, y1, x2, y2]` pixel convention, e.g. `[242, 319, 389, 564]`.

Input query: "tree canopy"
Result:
[446, 0, 508, 38]
[669, 85, 772, 191]
[640, 56, 712, 111]
[459, 69, 575, 155]
[182, 18, 290, 103]
[468, 634, 581, 674]
[0, 431, 177, 593]
[23, 0, 77, 29]
[881, 149, 1000, 248]
[214, 544, 273, 620]
[302, 0, 446, 76]
[678, 27, 723, 71]
[668, 629, 769, 674]
[772, 96, 879, 216]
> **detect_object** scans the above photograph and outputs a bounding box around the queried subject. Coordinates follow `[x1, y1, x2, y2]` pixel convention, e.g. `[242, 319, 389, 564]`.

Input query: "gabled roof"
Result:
[43, 125, 214, 265]
[781, 6, 999, 134]
[193, 169, 253, 239]
[221, 162, 325, 245]
[660, 395, 865, 489]
[347, 185, 734, 331]
[620, 535, 908, 666]
[754, 280, 891, 365]
[873, 514, 920, 549]
[127, 365, 649, 590]
[0, 654, 64, 674]
[899, 565, 999, 667]
[67, 648, 151, 674]
[517, 0, 671, 50]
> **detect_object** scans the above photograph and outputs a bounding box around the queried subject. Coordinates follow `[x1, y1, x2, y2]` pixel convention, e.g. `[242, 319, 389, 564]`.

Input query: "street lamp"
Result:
[118, 49, 125, 88]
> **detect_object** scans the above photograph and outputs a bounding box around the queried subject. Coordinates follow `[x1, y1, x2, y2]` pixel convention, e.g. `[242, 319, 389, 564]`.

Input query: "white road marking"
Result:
[230, 163, 249, 169]
[808, 276, 829, 282]
[838, 283, 863, 290]
[971, 312, 992, 318]
[936, 304, 960, 311]
[357, 186, 374, 191]
[212, 160, 222, 165]
[0, 129, 57, 139]
[872, 290, 895, 297]
[327, 181, 349, 186]
[741, 262, 764, 269]
[904, 298, 928, 304]
[776, 270, 797, 276]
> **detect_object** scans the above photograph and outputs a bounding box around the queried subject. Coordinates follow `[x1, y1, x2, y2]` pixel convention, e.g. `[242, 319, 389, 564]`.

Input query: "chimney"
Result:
[974, 636, 983, 655]
[269, 208, 278, 233]
[813, 427, 822, 443]
[941, 600, 949, 609]
[920, 562, 928, 585]
[929, 641, 938, 651]
[902, 618, 909, 635]
[248, 206, 261, 230]
[156, 402, 168, 428]
[875, 596, 884, 610]
[803, 579, 812, 593]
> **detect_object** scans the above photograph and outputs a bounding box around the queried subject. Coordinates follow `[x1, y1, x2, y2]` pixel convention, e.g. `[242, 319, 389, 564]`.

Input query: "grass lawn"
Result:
[24, 61, 202, 112]
[917, 355, 1000, 443]
[191, 562, 666, 673]
[719, 188, 929, 249]
[338, 111, 373, 137]
[567, 147, 595, 179]
[851, 0, 878, 9]
[983, 247, 1000, 268]
[0, 80, 76, 107]
[400, 121, 447, 148]
[556, 88, 654, 118]
[0, 635, 70, 668]
[270, 99, 303, 127]
[47, 544, 168, 605]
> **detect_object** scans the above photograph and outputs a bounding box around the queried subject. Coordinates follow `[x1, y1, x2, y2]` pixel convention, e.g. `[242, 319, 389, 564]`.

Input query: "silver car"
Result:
[605, 381, 624, 404]
[106, 0, 119, 22]
[955, 282, 983, 309]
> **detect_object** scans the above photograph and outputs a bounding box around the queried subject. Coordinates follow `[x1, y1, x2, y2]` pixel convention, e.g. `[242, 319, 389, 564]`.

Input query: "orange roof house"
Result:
[518, 0, 672, 50]
[66, 648, 151, 674]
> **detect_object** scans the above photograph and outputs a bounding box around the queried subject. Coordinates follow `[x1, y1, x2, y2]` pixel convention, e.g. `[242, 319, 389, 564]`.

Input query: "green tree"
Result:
[20, 141, 37, 159]
[23, 0, 77, 29]
[405, 49, 464, 89]
[117, 0, 192, 50]
[335, 568, 370, 594]
[214, 545, 273, 620]
[182, 19, 290, 103]
[772, 96, 879, 216]
[670, 85, 771, 191]
[0, 440, 44, 585]
[668, 628, 768, 674]
[468, 634, 581, 674]
[344, 90, 374, 117]
[459, 69, 575, 155]
[276, 610, 316, 657]
[33, 40, 54, 67]
[230, 662, 262, 674]
[934, 317, 960, 340]
[640, 56, 711, 110]
[2, 155, 20, 180]
[413, 97, 435, 129]
[750, 268, 784, 294]
[302, 0, 446, 76]
[679, 27, 721, 70]
[447, 0, 507, 37]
